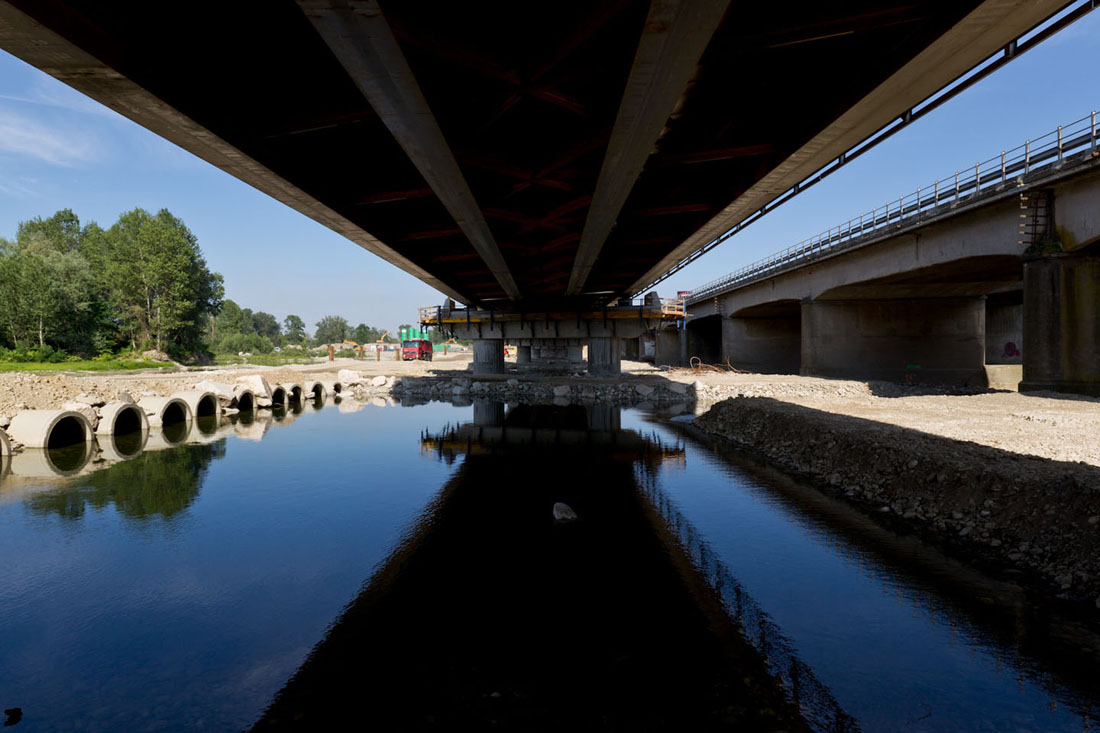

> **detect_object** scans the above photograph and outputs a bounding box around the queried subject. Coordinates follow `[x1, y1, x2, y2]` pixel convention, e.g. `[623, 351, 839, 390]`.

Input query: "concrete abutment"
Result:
[1021, 250, 1100, 396]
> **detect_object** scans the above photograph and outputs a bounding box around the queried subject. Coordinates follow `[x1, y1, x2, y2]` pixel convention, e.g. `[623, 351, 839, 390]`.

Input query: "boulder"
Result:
[71, 392, 106, 407]
[668, 382, 689, 395]
[142, 349, 172, 362]
[235, 374, 272, 399]
[338, 369, 364, 386]
[552, 385, 571, 397]
[194, 380, 237, 406]
[635, 384, 654, 396]
[115, 391, 135, 404]
[370, 375, 387, 387]
[62, 401, 100, 430]
[0, 415, 9, 430]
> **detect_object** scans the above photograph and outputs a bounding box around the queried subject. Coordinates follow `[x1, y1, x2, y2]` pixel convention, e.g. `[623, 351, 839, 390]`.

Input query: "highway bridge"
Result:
[0, 0, 1091, 375]
[681, 113, 1100, 395]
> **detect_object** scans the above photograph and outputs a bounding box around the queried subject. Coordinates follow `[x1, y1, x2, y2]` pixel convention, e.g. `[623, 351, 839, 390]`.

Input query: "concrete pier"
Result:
[1021, 251, 1100, 396]
[801, 298, 987, 386]
[588, 337, 621, 377]
[516, 345, 531, 365]
[724, 315, 800, 374]
[472, 340, 505, 375]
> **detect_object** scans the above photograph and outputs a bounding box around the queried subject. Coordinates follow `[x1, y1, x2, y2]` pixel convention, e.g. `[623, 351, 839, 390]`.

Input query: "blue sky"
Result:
[0, 9, 1098, 335]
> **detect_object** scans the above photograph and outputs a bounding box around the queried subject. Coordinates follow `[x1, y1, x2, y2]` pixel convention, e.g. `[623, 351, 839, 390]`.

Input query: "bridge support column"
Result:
[1021, 251, 1100, 396]
[723, 317, 800, 373]
[567, 345, 585, 366]
[472, 398, 505, 427]
[801, 297, 987, 385]
[588, 337, 621, 377]
[654, 329, 681, 367]
[472, 339, 505, 375]
[516, 345, 531, 365]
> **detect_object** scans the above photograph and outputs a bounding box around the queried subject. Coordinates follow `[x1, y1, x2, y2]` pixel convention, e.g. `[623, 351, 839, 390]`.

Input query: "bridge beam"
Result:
[1021, 251, 1100, 396]
[566, 0, 730, 295]
[801, 297, 988, 386]
[298, 0, 521, 301]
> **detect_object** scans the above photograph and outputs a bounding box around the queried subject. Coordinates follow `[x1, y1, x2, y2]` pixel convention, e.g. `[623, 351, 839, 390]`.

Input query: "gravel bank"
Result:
[694, 396, 1100, 612]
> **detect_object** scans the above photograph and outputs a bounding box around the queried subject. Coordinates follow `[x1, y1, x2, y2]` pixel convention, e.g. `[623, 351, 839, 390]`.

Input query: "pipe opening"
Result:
[290, 386, 302, 401]
[196, 395, 218, 417]
[331, 383, 342, 394]
[163, 419, 188, 444]
[237, 392, 254, 412]
[161, 401, 187, 426]
[271, 387, 286, 404]
[48, 415, 87, 450]
[113, 406, 143, 436]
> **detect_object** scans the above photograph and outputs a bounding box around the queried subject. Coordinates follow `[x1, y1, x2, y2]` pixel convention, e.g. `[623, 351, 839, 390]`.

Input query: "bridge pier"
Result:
[516, 345, 531, 364]
[801, 297, 987, 386]
[1021, 250, 1100, 396]
[723, 314, 801, 374]
[588, 337, 621, 377]
[472, 340, 505, 375]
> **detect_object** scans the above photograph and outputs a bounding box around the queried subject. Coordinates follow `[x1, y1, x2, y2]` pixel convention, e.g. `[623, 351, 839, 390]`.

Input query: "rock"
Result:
[507, 378, 519, 386]
[14, 402, 27, 411]
[142, 348, 172, 362]
[0, 416, 9, 429]
[115, 391, 135, 404]
[62, 401, 99, 430]
[235, 374, 272, 399]
[552, 385, 571, 397]
[453, 384, 469, 395]
[71, 392, 106, 407]
[193, 380, 236, 406]
[668, 382, 688, 395]
[635, 384, 654, 396]
[1089, 516, 1099, 525]
[370, 375, 387, 387]
[553, 502, 578, 522]
[338, 369, 364, 386]
[692, 380, 706, 394]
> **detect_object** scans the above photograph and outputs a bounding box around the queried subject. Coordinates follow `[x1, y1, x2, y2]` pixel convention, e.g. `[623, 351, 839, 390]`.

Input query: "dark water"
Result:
[0, 398, 1098, 730]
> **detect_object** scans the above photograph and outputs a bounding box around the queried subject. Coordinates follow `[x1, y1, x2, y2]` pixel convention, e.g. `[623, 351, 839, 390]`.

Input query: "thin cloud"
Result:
[0, 106, 100, 166]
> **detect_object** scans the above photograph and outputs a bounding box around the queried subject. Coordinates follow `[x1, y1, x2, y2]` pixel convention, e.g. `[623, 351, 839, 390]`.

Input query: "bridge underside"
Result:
[0, 0, 1059, 310]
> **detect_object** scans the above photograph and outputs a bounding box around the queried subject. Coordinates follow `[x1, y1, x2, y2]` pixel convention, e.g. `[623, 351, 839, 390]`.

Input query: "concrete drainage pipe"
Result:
[303, 381, 326, 399]
[283, 383, 304, 402]
[7, 409, 94, 449]
[137, 396, 192, 428]
[233, 388, 256, 412]
[321, 381, 342, 395]
[269, 385, 288, 407]
[96, 402, 149, 438]
[171, 390, 220, 418]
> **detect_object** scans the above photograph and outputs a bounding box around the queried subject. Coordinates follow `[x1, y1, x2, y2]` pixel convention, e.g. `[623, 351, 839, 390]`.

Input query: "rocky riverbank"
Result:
[693, 396, 1100, 612]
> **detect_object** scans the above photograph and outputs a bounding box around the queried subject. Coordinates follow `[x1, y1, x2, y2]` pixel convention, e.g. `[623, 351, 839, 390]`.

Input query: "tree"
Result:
[252, 311, 280, 341]
[283, 314, 306, 343]
[314, 315, 349, 345]
[88, 208, 224, 354]
[212, 299, 253, 341]
[17, 208, 83, 254]
[353, 323, 386, 344]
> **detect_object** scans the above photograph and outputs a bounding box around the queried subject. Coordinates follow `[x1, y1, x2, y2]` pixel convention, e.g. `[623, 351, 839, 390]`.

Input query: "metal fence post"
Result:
[1058, 125, 1064, 163]
[1025, 140, 1030, 173]
[1092, 111, 1097, 153]
[934, 180, 939, 205]
[1000, 151, 1006, 183]
[916, 186, 921, 219]
[975, 162, 981, 193]
[954, 171, 959, 198]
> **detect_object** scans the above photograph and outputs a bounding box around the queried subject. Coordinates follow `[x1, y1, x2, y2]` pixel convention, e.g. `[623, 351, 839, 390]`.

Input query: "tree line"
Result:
[0, 208, 402, 361]
[0, 208, 222, 361]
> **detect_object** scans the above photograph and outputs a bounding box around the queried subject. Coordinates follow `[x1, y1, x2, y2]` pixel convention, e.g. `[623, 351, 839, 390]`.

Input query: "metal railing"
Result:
[685, 111, 1099, 305]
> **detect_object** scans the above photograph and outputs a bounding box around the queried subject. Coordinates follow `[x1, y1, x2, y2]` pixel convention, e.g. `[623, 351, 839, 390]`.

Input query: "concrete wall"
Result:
[801, 297, 987, 386]
[1022, 251, 1100, 395]
[985, 292, 1023, 365]
[723, 316, 801, 374]
[654, 329, 682, 367]
[685, 315, 722, 365]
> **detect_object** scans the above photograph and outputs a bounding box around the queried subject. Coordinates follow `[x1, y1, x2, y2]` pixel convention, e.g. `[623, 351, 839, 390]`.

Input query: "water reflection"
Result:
[259, 402, 814, 730]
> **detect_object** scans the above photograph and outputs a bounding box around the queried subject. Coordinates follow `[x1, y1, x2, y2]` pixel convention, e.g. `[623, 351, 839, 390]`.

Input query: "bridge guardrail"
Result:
[686, 111, 1098, 305]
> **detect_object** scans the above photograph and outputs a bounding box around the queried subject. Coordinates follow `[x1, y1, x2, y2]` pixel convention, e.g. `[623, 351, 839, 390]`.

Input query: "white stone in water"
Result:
[553, 502, 577, 522]
[370, 375, 387, 387]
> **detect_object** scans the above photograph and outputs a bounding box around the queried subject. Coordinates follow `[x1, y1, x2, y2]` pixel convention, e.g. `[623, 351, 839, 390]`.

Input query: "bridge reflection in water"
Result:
[256, 402, 850, 731]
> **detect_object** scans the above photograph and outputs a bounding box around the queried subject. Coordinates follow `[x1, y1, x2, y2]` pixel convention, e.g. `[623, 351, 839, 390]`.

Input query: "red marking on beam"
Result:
[352, 187, 435, 205]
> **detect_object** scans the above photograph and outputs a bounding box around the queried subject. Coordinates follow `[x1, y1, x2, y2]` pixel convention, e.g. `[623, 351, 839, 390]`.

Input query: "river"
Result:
[0, 397, 1097, 730]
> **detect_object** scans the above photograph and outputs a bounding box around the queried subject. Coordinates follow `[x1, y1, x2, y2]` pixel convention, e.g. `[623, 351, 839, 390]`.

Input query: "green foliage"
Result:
[283, 314, 306, 343]
[353, 323, 388, 344]
[252, 311, 280, 340]
[0, 208, 223, 362]
[215, 332, 274, 355]
[314, 315, 349, 345]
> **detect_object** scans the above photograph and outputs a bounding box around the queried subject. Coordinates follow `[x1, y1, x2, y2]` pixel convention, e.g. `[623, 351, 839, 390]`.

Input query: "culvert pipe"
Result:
[233, 387, 257, 412]
[321, 381, 342, 395]
[7, 410, 94, 449]
[303, 381, 326, 399]
[171, 390, 220, 418]
[96, 402, 149, 439]
[269, 385, 288, 407]
[283, 383, 304, 402]
[137, 396, 192, 428]
[0, 427, 10, 457]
